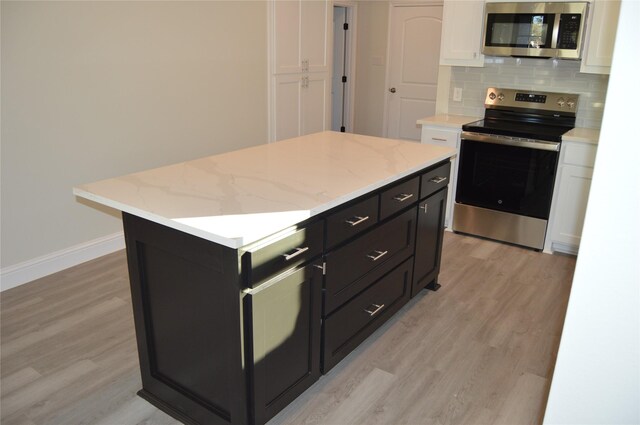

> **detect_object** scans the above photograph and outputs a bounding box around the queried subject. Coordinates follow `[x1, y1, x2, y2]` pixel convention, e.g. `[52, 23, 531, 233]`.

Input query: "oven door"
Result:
[456, 133, 560, 220]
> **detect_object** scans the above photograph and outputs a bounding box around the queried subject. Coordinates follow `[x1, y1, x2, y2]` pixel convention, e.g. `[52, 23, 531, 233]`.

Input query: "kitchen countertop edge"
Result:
[417, 114, 482, 129]
[74, 132, 456, 249]
[562, 127, 600, 144]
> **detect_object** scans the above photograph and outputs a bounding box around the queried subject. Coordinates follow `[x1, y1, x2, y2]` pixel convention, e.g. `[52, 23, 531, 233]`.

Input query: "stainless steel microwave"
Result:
[482, 2, 588, 59]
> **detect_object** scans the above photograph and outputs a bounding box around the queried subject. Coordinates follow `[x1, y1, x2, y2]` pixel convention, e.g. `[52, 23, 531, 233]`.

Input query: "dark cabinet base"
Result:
[322, 257, 413, 372]
[412, 188, 447, 297]
[123, 213, 248, 425]
[120, 160, 450, 425]
[245, 265, 322, 425]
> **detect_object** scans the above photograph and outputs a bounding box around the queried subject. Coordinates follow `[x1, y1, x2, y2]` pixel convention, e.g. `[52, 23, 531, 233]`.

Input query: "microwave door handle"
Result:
[551, 13, 560, 49]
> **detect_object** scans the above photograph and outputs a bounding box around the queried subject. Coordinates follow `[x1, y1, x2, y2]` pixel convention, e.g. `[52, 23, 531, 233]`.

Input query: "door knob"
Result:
[389, 87, 396, 93]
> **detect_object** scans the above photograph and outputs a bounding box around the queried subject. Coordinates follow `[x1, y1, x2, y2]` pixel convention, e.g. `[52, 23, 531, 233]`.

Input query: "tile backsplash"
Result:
[448, 57, 609, 129]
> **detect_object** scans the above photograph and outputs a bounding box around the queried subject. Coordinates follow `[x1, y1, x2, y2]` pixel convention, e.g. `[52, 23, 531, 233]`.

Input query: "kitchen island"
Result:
[74, 131, 455, 425]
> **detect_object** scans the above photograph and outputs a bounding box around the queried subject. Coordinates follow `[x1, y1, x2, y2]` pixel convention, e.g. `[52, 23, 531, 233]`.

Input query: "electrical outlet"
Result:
[453, 87, 463, 102]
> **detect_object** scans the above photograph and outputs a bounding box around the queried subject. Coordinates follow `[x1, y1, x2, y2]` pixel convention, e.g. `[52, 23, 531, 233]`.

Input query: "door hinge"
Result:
[314, 262, 326, 275]
[343, 23, 349, 31]
[341, 76, 347, 83]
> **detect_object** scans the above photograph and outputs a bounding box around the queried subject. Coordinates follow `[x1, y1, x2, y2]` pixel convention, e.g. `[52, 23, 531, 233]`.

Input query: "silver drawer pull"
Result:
[432, 137, 447, 142]
[364, 303, 385, 316]
[393, 193, 414, 202]
[420, 203, 428, 213]
[345, 215, 369, 227]
[366, 250, 388, 261]
[429, 176, 447, 184]
[282, 246, 309, 261]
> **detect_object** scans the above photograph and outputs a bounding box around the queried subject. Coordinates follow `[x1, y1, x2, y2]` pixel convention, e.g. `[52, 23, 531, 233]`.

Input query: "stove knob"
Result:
[497, 93, 505, 101]
[489, 92, 496, 100]
[557, 97, 566, 107]
[567, 98, 576, 108]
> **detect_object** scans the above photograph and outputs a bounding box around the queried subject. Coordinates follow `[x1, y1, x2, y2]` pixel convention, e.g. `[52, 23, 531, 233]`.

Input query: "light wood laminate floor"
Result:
[1, 232, 576, 425]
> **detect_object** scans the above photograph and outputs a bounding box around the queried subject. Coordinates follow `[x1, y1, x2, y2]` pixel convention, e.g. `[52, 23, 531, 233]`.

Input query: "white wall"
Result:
[1, 2, 268, 279]
[353, 0, 389, 137]
[543, 0, 640, 422]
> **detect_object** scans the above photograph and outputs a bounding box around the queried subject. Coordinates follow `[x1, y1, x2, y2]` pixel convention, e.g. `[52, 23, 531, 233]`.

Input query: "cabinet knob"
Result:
[389, 87, 396, 93]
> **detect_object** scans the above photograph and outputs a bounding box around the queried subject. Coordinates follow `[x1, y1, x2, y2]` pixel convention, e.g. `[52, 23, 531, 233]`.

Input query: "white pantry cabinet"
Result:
[272, 73, 329, 142]
[420, 125, 460, 228]
[545, 141, 598, 254]
[439, 0, 485, 67]
[269, 0, 331, 142]
[580, 0, 621, 74]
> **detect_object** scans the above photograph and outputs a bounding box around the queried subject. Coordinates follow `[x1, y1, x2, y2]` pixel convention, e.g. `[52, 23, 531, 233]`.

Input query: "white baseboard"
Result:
[0, 232, 125, 292]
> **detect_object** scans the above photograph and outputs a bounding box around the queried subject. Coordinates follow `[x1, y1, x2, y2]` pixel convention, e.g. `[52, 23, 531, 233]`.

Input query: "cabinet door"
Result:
[302, 72, 331, 135]
[549, 164, 593, 249]
[412, 188, 447, 296]
[273, 0, 301, 74]
[272, 0, 330, 75]
[439, 0, 485, 67]
[247, 264, 322, 425]
[580, 0, 621, 75]
[272, 74, 302, 142]
[420, 127, 460, 228]
[301, 0, 330, 73]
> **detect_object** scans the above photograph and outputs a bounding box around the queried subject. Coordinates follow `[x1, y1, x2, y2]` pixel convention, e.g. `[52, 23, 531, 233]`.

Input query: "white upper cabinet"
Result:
[580, 0, 621, 74]
[269, 0, 331, 142]
[273, 1, 301, 74]
[272, 0, 330, 75]
[301, 0, 330, 73]
[439, 0, 485, 67]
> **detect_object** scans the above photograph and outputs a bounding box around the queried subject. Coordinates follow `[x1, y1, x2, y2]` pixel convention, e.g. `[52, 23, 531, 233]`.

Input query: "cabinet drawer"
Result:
[322, 257, 412, 373]
[326, 195, 379, 249]
[421, 127, 459, 148]
[379, 176, 420, 221]
[562, 142, 597, 167]
[324, 208, 415, 307]
[243, 220, 324, 287]
[420, 161, 451, 199]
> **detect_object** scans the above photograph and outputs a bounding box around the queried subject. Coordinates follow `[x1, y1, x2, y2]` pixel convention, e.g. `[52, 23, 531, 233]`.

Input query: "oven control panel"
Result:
[515, 93, 547, 103]
[485, 88, 578, 114]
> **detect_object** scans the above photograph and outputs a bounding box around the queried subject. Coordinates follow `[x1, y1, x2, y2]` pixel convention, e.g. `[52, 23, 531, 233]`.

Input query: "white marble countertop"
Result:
[562, 127, 600, 145]
[74, 131, 456, 248]
[416, 114, 481, 129]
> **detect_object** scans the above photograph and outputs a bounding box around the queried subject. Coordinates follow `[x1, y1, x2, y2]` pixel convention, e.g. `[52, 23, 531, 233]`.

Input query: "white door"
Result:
[386, 5, 443, 141]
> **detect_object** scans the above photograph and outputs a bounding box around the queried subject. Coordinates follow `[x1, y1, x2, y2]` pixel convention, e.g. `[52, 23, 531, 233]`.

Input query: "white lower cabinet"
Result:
[545, 141, 598, 254]
[272, 73, 330, 142]
[419, 125, 460, 228]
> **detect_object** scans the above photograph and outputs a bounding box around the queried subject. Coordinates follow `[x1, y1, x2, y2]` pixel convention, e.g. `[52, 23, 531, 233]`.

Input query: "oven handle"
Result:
[461, 131, 560, 152]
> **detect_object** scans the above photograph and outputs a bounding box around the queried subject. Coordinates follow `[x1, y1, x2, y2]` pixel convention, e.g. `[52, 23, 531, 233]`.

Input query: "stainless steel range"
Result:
[453, 87, 578, 250]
